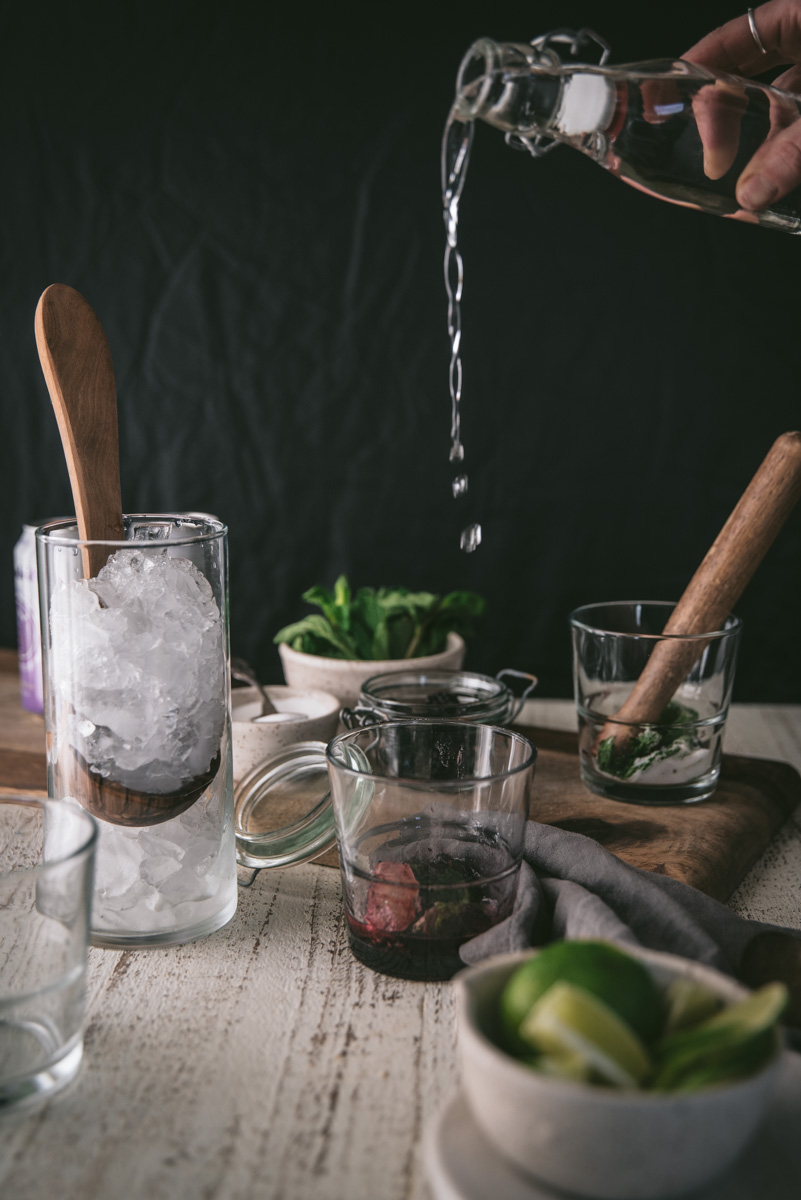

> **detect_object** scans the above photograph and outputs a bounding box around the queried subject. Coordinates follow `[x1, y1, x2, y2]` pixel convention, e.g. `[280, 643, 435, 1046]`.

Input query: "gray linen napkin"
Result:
[461, 821, 801, 1029]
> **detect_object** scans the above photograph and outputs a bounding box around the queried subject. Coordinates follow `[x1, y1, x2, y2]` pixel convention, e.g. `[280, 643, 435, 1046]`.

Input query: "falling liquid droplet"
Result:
[449, 441, 464, 464]
[460, 523, 482, 553]
[452, 474, 468, 498]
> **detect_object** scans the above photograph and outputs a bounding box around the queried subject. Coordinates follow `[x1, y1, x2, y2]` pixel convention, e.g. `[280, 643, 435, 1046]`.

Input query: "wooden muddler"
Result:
[601, 431, 801, 750]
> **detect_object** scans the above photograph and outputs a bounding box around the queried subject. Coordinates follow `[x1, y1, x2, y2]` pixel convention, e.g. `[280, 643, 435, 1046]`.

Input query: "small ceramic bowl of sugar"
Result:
[231, 685, 340, 783]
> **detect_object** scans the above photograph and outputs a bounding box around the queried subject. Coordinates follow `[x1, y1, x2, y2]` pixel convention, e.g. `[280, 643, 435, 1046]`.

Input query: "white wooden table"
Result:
[1, 700, 800, 1200]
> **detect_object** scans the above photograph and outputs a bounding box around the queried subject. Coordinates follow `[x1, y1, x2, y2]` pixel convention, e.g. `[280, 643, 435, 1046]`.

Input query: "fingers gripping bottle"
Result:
[451, 28, 801, 233]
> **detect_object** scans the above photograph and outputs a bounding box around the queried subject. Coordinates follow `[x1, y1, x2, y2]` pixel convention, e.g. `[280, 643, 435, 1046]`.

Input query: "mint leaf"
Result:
[333, 575, 351, 612]
[595, 701, 701, 780]
[439, 590, 487, 618]
[387, 613, 415, 659]
[273, 614, 358, 659]
[597, 736, 617, 774]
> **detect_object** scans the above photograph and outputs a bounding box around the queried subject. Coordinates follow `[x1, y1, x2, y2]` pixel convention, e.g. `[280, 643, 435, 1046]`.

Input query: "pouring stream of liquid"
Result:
[442, 109, 482, 553]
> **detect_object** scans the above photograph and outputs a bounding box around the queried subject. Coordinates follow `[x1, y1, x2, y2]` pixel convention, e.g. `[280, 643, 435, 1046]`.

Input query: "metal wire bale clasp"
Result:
[529, 27, 611, 65]
[339, 706, 384, 730]
[495, 669, 538, 722]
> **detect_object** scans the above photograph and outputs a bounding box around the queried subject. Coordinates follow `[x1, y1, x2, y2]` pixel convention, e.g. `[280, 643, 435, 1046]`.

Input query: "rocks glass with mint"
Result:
[570, 602, 742, 805]
[36, 515, 236, 946]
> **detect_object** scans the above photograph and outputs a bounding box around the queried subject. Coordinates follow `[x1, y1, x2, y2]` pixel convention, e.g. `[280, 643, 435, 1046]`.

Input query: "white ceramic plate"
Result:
[425, 1050, 801, 1200]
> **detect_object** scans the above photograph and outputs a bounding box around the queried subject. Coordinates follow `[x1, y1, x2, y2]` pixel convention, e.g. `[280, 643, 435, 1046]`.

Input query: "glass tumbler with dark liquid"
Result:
[326, 720, 535, 980]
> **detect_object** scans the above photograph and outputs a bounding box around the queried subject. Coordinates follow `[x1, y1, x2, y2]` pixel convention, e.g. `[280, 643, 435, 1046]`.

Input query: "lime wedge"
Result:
[660, 981, 787, 1054]
[520, 982, 652, 1088]
[662, 977, 722, 1035]
[658, 1032, 777, 1093]
[653, 982, 787, 1091]
[694, 981, 787, 1037]
[500, 941, 663, 1048]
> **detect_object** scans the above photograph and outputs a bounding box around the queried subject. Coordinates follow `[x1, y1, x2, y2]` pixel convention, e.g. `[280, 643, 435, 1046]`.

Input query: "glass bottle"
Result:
[451, 29, 801, 233]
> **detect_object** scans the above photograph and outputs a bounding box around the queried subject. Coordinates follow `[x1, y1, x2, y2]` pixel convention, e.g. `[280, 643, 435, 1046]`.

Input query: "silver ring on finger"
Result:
[747, 7, 767, 55]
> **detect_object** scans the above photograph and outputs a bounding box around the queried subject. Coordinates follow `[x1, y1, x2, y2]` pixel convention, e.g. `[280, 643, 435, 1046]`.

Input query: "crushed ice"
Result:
[91, 790, 234, 929]
[50, 550, 225, 793]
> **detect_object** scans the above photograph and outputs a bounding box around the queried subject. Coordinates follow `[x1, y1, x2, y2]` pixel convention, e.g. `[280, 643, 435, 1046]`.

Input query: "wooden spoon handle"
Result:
[35, 284, 124, 577]
[607, 431, 801, 737]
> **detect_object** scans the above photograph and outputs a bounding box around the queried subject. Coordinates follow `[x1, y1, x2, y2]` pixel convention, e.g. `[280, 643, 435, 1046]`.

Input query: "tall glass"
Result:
[36, 514, 236, 947]
[327, 720, 535, 980]
[0, 796, 97, 1111]
[570, 601, 742, 805]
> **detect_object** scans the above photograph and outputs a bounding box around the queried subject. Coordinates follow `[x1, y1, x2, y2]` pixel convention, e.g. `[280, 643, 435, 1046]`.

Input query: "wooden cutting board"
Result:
[2, 650, 799, 903]
[512, 723, 801, 904]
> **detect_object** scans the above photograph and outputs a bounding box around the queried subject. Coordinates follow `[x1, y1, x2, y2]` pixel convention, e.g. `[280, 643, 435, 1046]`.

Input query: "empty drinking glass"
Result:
[0, 796, 97, 1111]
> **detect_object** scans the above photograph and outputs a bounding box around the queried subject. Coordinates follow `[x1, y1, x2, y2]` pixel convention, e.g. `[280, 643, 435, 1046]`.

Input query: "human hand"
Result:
[683, 1, 801, 210]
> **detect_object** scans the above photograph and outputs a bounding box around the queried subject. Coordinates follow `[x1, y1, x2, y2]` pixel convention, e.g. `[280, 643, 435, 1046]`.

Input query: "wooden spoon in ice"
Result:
[35, 283, 219, 826]
[35, 283, 125, 578]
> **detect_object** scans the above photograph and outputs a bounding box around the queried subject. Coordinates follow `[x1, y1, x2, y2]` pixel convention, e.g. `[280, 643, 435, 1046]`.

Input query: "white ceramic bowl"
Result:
[231, 685, 340, 782]
[456, 947, 784, 1200]
[277, 631, 466, 708]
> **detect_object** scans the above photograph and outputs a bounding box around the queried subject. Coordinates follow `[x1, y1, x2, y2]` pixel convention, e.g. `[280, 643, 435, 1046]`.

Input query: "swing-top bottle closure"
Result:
[455, 34, 617, 149]
[454, 32, 715, 156]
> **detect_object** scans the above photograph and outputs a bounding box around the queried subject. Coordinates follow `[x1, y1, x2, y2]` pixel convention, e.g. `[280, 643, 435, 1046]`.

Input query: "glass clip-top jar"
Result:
[233, 668, 537, 884]
[341, 667, 538, 729]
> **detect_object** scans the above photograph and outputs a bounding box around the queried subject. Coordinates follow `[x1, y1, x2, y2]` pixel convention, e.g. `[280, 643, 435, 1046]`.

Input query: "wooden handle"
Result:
[35, 284, 124, 578]
[606, 432, 801, 740]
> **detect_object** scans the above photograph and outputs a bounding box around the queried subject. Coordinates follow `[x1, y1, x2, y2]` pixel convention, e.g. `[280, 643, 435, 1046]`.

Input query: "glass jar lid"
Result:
[356, 668, 536, 725]
[234, 741, 336, 870]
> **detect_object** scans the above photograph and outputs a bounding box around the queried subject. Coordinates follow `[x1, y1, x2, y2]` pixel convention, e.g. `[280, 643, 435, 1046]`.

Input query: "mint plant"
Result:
[274, 575, 485, 660]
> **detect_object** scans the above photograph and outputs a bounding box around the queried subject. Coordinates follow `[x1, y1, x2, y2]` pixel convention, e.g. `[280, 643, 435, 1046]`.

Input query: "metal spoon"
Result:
[230, 657, 278, 716]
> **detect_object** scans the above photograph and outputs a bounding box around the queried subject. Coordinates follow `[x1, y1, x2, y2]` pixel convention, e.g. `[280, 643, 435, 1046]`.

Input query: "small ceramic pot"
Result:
[277, 632, 466, 708]
[455, 947, 783, 1200]
[231, 685, 340, 782]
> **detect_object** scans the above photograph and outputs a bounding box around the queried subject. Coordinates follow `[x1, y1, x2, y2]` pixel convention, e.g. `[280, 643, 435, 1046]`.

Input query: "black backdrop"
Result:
[3, 1, 800, 699]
